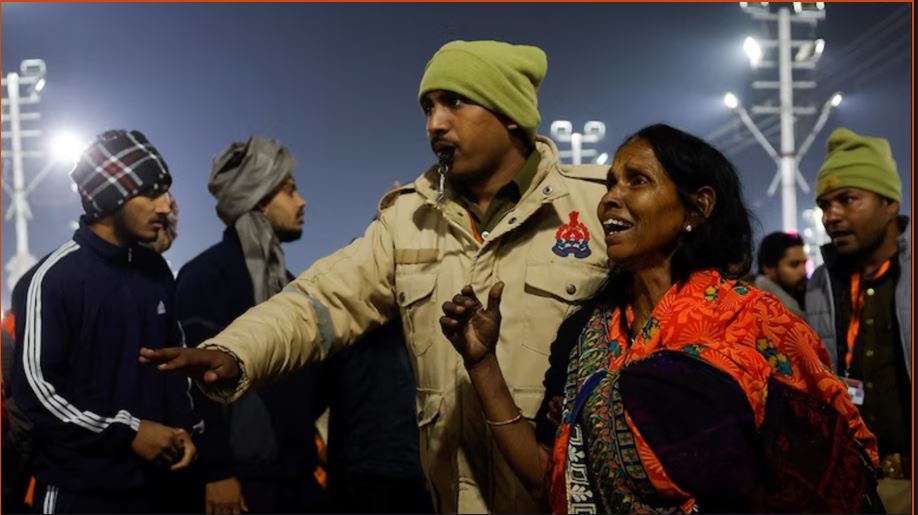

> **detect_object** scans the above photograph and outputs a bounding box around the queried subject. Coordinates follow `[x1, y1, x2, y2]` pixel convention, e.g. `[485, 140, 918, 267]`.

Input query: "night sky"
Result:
[2, 2, 911, 308]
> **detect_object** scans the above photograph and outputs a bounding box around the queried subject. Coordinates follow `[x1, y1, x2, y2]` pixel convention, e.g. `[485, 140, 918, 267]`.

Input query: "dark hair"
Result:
[620, 123, 754, 283]
[756, 231, 805, 273]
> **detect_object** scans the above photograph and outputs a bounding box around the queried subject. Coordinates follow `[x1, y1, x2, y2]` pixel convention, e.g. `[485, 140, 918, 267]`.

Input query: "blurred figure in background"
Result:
[323, 319, 432, 514]
[2, 319, 33, 514]
[143, 191, 179, 255]
[754, 231, 808, 318]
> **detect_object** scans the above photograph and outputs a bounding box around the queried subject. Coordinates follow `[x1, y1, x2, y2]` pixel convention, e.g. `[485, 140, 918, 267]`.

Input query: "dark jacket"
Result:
[175, 228, 323, 481]
[805, 216, 911, 379]
[323, 319, 424, 480]
[9, 223, 196, 492]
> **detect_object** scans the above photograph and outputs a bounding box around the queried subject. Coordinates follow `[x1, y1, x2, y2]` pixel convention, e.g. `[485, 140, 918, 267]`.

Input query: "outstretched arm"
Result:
[139, 346, 241, 391]
[140, 209, 401, 403]
[440, 283, 551, 499]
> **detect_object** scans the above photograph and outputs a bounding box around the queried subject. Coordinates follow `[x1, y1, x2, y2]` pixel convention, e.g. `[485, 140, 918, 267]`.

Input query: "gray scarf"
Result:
[209, 135, 296, 304]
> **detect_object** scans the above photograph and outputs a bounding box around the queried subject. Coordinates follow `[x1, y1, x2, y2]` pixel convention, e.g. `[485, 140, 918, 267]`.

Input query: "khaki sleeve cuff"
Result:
[196, 343, 252, 404]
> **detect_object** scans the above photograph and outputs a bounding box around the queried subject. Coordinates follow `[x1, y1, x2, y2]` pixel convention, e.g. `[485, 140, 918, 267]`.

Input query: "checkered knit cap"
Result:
[70, 130, 172, 220]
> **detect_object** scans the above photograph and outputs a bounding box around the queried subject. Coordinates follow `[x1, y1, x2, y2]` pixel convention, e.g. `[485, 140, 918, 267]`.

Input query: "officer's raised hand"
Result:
[139, 346, 240, 386]
[440, 282, 504, 369]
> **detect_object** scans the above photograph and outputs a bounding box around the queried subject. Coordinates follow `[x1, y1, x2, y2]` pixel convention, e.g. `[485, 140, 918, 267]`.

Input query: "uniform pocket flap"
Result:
[416, 390, 443, 428]
[396, 272, 437, 307]
[525, 260, 608, 303]
[395, 248, 439, 264]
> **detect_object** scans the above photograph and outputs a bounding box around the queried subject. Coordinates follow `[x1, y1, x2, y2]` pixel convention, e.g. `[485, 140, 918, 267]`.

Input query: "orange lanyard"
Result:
[844, 259, 891, 377]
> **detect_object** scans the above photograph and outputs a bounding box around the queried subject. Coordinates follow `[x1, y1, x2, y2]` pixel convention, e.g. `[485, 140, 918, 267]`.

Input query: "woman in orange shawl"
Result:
[440, 124, 880, 513]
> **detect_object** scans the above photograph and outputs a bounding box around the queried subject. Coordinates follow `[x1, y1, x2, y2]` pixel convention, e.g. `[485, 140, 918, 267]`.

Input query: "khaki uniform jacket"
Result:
[201, 136, 611, 513]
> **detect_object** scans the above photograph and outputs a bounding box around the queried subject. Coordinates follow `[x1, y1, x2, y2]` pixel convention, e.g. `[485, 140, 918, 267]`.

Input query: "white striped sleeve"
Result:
[22, 240, 141, 435]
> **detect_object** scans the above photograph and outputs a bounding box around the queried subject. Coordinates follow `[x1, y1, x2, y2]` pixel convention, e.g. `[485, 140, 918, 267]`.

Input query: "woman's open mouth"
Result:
[602, 217, 633, 235]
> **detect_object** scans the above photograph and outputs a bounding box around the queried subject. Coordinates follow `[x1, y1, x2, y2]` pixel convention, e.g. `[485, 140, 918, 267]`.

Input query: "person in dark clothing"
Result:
[806, 128, 911, 514]
[175, 135, 325, 514]
[3, 276, 39, 515]
[2, 324, 13, 389]
[323, 319, 432, 514]
[754, 231, 808, 318]
[9, 129, 198, 514]
[3, 324, 33, 515]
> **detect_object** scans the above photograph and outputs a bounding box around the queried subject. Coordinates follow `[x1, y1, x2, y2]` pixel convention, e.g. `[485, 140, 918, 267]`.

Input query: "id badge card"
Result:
[842, 377, 865, 405]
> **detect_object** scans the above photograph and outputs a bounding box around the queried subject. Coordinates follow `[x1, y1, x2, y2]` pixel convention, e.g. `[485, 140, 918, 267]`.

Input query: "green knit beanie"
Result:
[816, 128, 901, 202]
[418, 40, 547, 141]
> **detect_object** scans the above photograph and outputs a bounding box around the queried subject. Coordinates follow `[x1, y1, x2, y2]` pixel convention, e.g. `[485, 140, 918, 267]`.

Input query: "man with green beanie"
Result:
[141, 40, 610, 513]
[806, 127, 910, 514]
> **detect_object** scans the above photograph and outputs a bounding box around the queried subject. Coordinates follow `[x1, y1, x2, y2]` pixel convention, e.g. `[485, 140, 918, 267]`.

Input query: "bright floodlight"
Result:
[723, 92, 739, 109]
[34, 77, 46, 93]
[743, 37, 763, 66]
[795, 2, 825, 13]
[51, 133, 84, 164]
[814, 39, 826, 57]
[830, 93, 843, 107]
[594, 152, 609, 165]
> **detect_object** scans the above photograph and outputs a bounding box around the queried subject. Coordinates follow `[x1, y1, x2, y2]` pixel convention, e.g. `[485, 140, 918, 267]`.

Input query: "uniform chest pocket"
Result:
[522, 260, 608, 356]
[395, 270, 438, 356]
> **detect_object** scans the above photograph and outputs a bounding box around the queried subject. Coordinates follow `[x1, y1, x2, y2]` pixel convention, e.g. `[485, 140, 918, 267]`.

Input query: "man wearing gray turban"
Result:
[173, 136, 325, 514]
[209, 135, 303, 303]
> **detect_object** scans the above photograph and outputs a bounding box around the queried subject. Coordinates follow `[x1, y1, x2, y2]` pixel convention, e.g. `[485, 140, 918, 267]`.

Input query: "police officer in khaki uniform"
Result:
[142, 40, 610, 513]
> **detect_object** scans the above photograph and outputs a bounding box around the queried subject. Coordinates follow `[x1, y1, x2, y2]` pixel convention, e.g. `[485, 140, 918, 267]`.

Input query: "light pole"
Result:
[550, 120, 606, 165]
[726, 2, 837, 232]
[3, 59, 47, 292]
[723, 90, 841, 232]
[2, 59, 82, 292]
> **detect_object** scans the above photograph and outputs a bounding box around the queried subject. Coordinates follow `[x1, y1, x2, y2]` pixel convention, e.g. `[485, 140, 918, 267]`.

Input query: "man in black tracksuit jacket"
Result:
[10, 130, 199, 514]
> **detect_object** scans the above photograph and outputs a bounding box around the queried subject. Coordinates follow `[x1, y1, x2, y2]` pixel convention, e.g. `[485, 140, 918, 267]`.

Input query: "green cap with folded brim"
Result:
[418, 40, 547, 141]
[816, 127, 901, 202]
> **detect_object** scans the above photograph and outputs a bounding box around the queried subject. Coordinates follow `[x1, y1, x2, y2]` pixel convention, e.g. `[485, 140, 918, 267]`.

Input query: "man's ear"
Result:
[883, 198, 900, 218]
